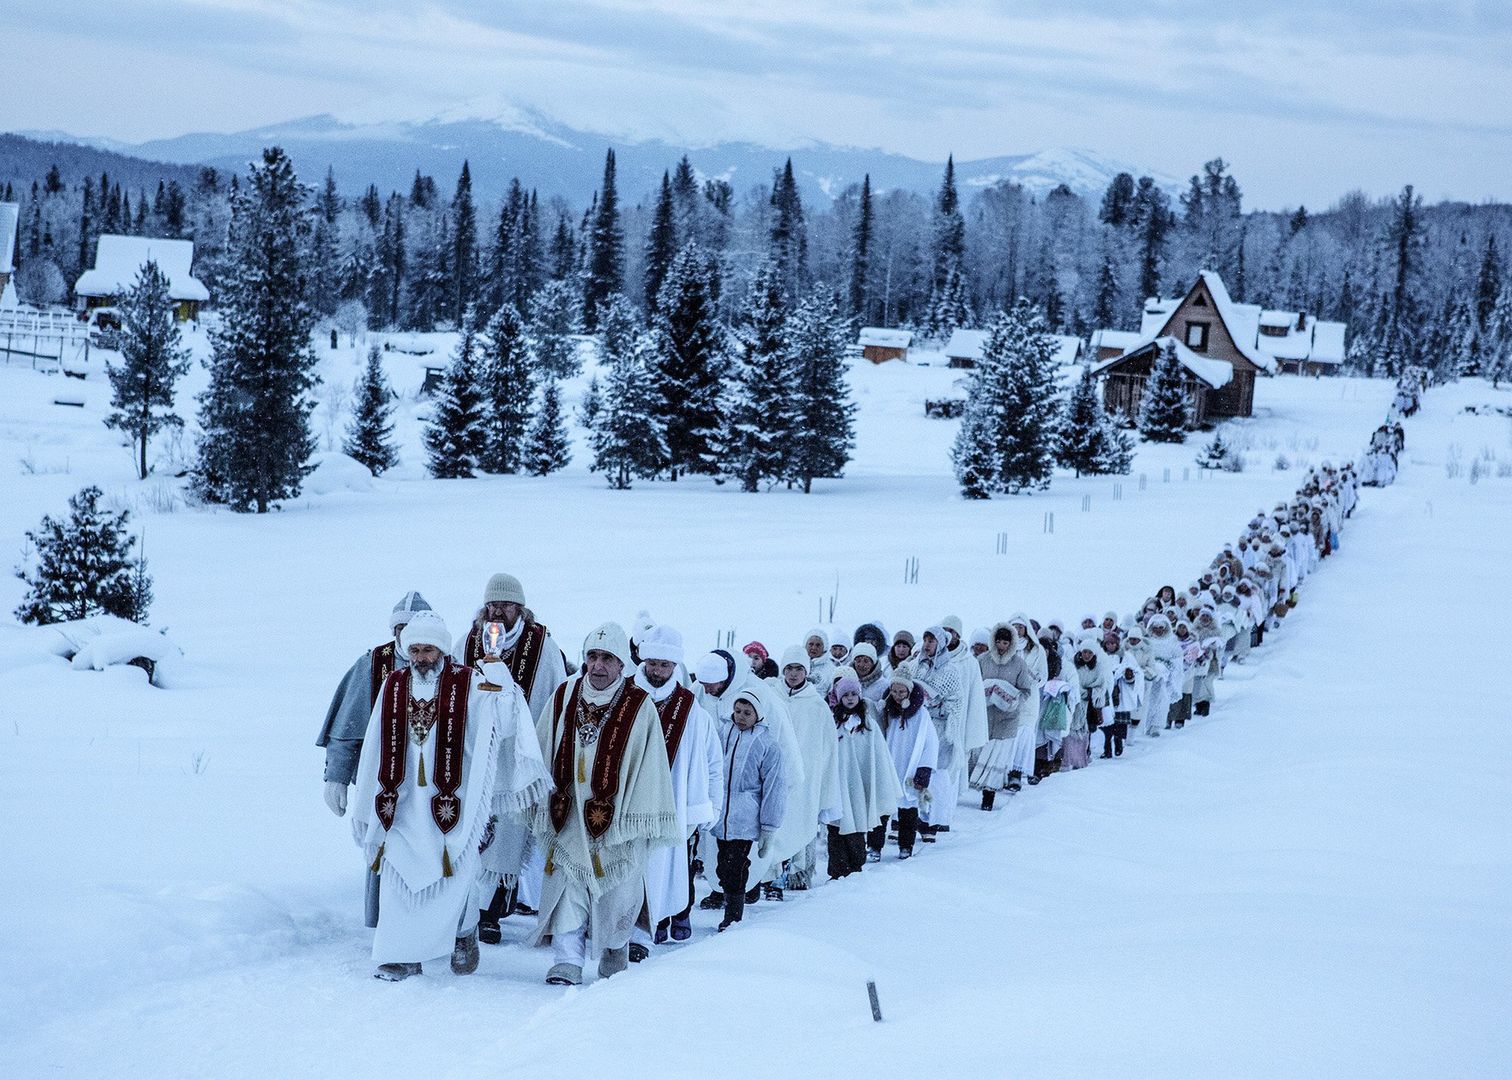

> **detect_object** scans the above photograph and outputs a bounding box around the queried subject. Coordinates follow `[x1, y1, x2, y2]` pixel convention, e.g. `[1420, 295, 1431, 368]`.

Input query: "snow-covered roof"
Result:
[1310, 320, 1346, 364]
[944, 328, 987, 360]
[1139, 299, 1176, 338]
[75, 234, 209, 302]
[1090, 335, 1233, 389]
[858, 327, 912, 349]
[1258, 310, 1294, 328]
[1090, 329, 1141, 352]
[0, 203, 18, 276]
[1051, 334, 1083, 365]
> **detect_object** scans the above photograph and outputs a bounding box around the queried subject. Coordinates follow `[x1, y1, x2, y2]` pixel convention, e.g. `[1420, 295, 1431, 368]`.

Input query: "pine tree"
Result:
[583, 149, 624, 330]
[343, 346, 398, 475]
[523, 380, 572, 476]
[308, 168, 342, 315]
[528, 279, 583, 378]
[722, 259, 798, 491]
[105, 260, 191, 480]
[768, 159, 808, 301]
[578, 375, 603, 432]
[449, 161, 479, 324]
[848, 173, 873, 320]
[785, 289, 857, 492]
[1131, 177, 1172, 306]
[1138, 342, 1193, 442]
[1095, 417, 1135, 475]
[423, 315, 487, 478]
[478, 305, 535, 473]
[652, 243, 729, 478]
[927, 265, 975, 340]
[597, 292, 642, 370]
[952, 301, 1062, 496]
[193, 148, 321, 513]
[670, 156, 702, 244]
[592, 333, 668, 489]
[1196, 430, 1233, 470]
[14, 486, 151, 625]
[643, 172, 678, 314]
[1056, 365, 1108, 477]
[1099, 173, 1135, 227]
[1092, 234, 1122, 330]
[930, 155, 966, 290]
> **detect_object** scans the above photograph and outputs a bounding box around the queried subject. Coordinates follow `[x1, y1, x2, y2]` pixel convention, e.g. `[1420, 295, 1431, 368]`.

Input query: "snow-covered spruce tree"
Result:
[1095, 417, 1135, 475]
[578, 374, 603, 432]
[963, 300, 1062, 495]
[343, 345, 398, 475]
[527, 278, 582, 379]
[785, 289, 857, 493]
[193, 147, 321, 512]
[1138, 341, 1192, 443]
[643, 172, 678, 313]
[722, 258, 798, 492]
[927, 265, 975, 342]
[582, 149, 624, 331]
[1196, 430, 1233, 470]
[14, 486, 151, 625]
[592, 333, 668, 489]
[478, 304, 535, 473]
[105, 259, 191, 480]
[423, 315, 487, 478]
[653, 243, 729, 478]
[951, 404, 999, 500]
[596, 292, 642, 369]
[1057, 364, 1112, 477]
[523, 379, 572, 476]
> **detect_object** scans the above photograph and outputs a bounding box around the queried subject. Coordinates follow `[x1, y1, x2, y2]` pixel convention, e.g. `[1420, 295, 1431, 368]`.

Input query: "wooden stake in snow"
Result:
[867, 979, 883, 1022]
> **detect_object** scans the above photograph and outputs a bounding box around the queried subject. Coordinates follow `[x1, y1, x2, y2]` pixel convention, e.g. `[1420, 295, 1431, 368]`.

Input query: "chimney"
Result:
[1296, 310, 1307, 331]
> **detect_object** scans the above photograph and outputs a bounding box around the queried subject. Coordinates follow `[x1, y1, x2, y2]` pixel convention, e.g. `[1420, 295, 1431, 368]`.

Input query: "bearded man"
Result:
[531, 624, 679, 986]
[349, 612, 549, 981]
[318, 590, 430, 926]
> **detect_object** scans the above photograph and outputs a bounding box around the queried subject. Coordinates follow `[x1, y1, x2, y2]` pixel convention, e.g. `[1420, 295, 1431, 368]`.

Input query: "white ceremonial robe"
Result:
[755, 680, 837, 886]
[350, 669, 548, 965]
[834, 716, 902, 834]
[637, 673, 723, 925]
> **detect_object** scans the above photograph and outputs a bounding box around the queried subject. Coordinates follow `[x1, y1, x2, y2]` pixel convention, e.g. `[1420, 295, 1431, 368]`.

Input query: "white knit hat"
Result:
[850, 642, 879, 665]
[638, 624, 684, 665]
[400, 611, 451, 654]
[781, 645, 810, 673]
[940, 615, 964, 637]
[694, 652, 731, 685]
[389, 590, 432, 630]
[483, 573, 526, 606]
[969, 627, 991, 649]
[582, 622, 632, 669]
[889, 661, 917, 689]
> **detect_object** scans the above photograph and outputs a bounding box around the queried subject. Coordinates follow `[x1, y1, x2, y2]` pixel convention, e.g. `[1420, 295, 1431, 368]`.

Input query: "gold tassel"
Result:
[591, 850, 604, 878]
[417, 750, 427, 787]
[576, 752, 586, 785]
[370, 843, 384, 874]
[442, 845, 453, 878]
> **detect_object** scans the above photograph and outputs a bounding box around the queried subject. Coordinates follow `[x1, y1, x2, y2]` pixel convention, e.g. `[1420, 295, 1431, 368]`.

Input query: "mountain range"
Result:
[9, 108, 1179, 208]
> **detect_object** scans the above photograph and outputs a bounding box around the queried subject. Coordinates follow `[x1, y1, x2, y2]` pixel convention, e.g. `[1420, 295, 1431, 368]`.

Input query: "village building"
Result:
[944, 328, 1084, 369]
[74, 234, 208, 322]
[857, 327, 912, 364]
[1093, 336, 1234, 427]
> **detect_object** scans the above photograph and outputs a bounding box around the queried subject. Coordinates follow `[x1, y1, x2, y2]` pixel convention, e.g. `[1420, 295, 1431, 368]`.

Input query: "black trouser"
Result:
[894, 806, 920, 853]
[827, 825, 867, 879]
[716, 839, 752, 923]
[1101, 718, 1128, 756]
[867, 815, 890, 854]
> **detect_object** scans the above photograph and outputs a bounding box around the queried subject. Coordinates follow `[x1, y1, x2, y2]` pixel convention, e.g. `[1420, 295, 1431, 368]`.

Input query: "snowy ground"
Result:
[2, 337, 1510, 1077]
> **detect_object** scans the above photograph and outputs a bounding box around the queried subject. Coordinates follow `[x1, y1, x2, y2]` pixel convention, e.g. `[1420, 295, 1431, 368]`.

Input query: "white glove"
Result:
[324, 780, 348, 817]
[756, 830, 776, 861]
[480, 661, 510, 686]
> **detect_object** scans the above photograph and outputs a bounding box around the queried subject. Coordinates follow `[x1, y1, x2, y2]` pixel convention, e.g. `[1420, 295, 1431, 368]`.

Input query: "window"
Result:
[1193, 294, 1208, 307]
[1185, 321, 1210, 351]
[1259, 324, 1288, 338]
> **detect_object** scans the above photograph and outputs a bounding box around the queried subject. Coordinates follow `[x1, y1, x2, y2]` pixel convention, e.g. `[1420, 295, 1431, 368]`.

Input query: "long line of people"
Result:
[318, 391, 1418, 983]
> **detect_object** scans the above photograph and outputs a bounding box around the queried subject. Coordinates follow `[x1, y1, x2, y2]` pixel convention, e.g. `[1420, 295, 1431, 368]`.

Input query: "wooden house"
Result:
[1090, 272, 1274, 420]
[1092, 337, 1234, 428]
[857, 327, 912, 364]
[74, 235, 208, 321]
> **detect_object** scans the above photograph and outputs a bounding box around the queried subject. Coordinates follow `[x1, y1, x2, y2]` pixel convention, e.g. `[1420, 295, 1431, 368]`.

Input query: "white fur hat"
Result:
[638, 624, 684, 666]
[781, 645, 810, 673]
[694, 652, 732, 685]
[583, 622, 633, 669]
[400, 611, 451, 654]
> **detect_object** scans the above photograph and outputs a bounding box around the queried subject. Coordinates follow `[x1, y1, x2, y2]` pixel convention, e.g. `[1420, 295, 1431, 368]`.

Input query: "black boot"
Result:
[981, 788, 996, 811]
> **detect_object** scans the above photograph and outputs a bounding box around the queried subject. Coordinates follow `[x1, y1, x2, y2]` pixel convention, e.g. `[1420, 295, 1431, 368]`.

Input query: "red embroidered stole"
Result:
[373, 662, 471, 835]
[465, 620, 549, 695]
[656, 685, 695, 766]
[546, 678, 649, 840]
[368, 640, 396, 708]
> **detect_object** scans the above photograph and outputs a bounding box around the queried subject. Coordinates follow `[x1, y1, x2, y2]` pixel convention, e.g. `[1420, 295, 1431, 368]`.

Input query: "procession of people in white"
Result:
[317, 373, 1425, 987]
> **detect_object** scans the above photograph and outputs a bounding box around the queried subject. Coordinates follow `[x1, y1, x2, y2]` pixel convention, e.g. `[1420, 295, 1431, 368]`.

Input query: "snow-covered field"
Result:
[2, 336, 1510, 1078]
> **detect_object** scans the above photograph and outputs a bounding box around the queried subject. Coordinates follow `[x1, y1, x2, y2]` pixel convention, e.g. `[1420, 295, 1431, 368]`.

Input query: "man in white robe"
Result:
[630, 625, 722, 953]
[350, 612, 549, 981]
[453, 572, 568, 934]
[531, 624, 680, 986]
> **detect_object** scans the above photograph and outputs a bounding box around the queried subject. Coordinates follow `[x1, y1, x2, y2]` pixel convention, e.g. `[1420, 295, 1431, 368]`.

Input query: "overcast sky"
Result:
[3, 0, 1510, 208]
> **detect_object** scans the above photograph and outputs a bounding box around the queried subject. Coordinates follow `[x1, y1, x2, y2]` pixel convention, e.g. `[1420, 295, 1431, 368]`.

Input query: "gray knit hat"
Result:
[483, 573, 526, 606]
[389, 590, 432, 630]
